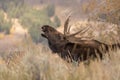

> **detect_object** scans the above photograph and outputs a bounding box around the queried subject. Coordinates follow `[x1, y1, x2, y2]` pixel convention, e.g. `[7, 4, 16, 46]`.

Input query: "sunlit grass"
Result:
[0, 37, 120, 80]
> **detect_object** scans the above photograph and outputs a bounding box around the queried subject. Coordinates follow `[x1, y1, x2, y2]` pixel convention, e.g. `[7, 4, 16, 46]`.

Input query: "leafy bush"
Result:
[20, 8, 54, 28]
[44, 4, 55, 17]
[0, 10, 12, 34]
[6, 5, 26, 18]
[53, 15, 61, 27]
[29, 26, 41, 43]
[0, 0, 25, 18]
[20, 8, 55, 43]
[0, 22, 12, 34]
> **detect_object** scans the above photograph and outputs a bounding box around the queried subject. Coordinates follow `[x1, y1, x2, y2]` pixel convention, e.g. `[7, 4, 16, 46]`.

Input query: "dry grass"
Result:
[0, 38, 120, 80]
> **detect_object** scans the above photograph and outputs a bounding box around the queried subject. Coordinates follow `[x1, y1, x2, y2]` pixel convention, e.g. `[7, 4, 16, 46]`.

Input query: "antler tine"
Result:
[64, 10, 73, 35]
[64, 15, 71, 36]
[67, 25, 71, 34]
[79, 26, 90, 35]
[67, 26, 90, 37]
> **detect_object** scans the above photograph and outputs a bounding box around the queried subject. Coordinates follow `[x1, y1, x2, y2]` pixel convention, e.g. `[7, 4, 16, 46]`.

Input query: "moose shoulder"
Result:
[41, 16, 120, 62]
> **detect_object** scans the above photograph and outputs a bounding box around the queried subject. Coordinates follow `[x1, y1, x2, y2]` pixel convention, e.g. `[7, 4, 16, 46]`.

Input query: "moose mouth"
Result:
[41, 27, 47, 38]
[41, 33, 47, 38]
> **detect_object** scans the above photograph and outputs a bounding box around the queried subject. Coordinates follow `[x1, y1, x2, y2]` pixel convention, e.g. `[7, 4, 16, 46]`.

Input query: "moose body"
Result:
[41, 16, 120, 62]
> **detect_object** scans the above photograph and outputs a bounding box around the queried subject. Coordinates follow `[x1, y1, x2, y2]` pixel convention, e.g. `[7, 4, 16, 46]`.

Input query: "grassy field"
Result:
[0, 37, 120, 80]
[0, 8, 120, 80]
[0, 1, 120, 80]
[0, 18, 120, 80]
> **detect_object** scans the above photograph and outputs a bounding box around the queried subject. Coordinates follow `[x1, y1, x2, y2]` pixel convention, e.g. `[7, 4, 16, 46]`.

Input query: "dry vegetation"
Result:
[0, 24, 120, 80]
[0, 0, 120, 80]
[0, 44, 120, 80]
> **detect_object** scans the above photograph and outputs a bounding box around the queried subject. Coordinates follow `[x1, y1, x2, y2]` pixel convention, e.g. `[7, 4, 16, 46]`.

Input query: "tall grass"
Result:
[0, 38, 120, 80]
[0, 20, 120, 80]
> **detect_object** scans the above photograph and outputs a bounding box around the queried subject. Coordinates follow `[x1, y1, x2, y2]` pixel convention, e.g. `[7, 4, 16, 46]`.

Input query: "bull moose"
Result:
[41, 16, 120, 62]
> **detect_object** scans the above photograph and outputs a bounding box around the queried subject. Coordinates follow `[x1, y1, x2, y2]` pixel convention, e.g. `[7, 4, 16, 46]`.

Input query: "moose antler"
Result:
[63, 15, 91, 56]
[64, 15, 90, 38]
[64, 15, 71, 36]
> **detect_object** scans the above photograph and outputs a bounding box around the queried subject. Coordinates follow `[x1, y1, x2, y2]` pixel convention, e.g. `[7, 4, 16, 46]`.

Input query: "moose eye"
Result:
[42, 27, 47, 32]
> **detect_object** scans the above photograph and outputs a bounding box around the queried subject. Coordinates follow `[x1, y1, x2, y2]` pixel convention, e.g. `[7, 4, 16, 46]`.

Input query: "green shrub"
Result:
[0, 0, 25, 18]
[0, 10, 4, 22]
[44, 4, 55, 17]
[6, 5, 26, 18]
[0, 10, 12, 34]
[29, 26, 41, 43]
[0, 22, 12, 34]
[20, 8, 55, 43]
[6, 1, 26, 18]
[53, 15, 61, 27]
[20, 8, 54, 28]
